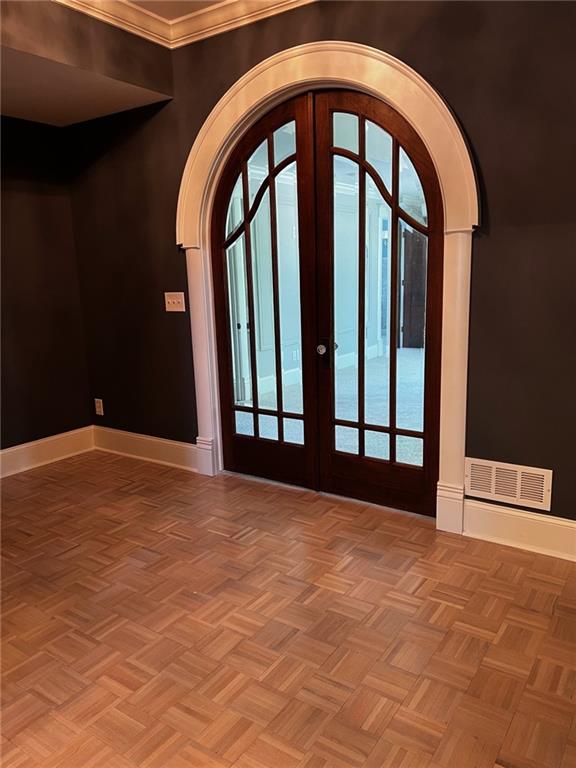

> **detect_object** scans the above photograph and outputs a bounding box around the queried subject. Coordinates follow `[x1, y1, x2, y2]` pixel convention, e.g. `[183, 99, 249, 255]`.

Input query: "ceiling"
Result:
[1, 47, 170, 126]
[1, 0, 313, 125]
[53, 0, 315, 48]
[131, 1, 221, 21]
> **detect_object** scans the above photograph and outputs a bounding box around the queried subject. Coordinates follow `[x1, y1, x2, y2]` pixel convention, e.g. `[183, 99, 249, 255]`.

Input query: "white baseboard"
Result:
[0, 426, 94, 478]
[255, 366, 303, 397]
[1, 426, 202, 478]
[94, 426, 199, 473]
[463, 498, 576, 562]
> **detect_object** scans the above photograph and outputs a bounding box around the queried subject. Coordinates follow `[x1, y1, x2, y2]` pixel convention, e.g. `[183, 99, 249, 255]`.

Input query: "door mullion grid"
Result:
[241, 162, 261, 437]
[234, 404, 303, 419]
[358, 117, 366, 458]
[334, 418, 422, 438]
[267, 135, 285, 442]
[389, 139, 400, 463]
[326, 110, 337, 458]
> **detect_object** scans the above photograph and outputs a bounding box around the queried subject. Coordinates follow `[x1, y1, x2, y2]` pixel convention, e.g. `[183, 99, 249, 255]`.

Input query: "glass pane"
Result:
[333, 112, 358, 154]
[275, 162, 303, 414]
[226, 235, 252, 406]
[397, 221, 427, 432]
[226, 174, 243, 237]
[258, 414, 278, 441]
[333, 156, 359, 422]
[365, 175, 391, 428]
[335, 426, 359, 455]
[235, 411, 254, 436]
[248, 139, 269, 207]
[365, 121, 392, 192]
[399, 147, 427, 225]
[365, 430, 389, 460]
[273, 121, 296, 166]
[250, 189, 277, 410]
[397, 436, 423, 466]
[283, 418, 304, 445]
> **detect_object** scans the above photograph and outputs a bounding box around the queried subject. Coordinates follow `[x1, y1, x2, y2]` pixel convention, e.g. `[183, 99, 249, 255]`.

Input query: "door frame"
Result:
[176, 41, 480, 534]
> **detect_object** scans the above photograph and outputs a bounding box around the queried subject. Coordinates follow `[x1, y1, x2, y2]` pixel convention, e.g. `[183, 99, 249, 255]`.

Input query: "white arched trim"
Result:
[176, 42, 480, 534]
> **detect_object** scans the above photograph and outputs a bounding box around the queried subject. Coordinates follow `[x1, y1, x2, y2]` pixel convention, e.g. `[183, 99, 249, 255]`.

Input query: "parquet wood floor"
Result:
[1, 451, 575, 768]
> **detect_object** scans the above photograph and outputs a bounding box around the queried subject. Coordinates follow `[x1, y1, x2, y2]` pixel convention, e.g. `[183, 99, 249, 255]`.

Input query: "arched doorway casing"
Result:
[176, 42, 479, 534]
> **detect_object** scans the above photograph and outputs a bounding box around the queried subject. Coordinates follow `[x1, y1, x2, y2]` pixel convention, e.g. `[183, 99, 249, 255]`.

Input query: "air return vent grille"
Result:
[465, 458, 552, 511]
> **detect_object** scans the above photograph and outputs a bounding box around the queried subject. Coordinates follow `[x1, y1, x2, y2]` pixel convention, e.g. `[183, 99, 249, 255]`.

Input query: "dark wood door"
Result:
[211, 95, 318, 489]
[211, 91, 443, 516]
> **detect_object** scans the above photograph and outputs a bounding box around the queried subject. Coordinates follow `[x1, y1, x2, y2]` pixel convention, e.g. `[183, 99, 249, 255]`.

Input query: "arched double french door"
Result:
[211, 91, 443, 516]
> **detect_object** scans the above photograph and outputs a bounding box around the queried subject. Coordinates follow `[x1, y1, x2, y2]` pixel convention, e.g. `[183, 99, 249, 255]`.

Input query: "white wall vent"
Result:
[465, 457, 552, 511]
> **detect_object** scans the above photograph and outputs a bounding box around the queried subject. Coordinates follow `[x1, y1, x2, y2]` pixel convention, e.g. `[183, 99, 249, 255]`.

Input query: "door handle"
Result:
[317, 342, 338, 356]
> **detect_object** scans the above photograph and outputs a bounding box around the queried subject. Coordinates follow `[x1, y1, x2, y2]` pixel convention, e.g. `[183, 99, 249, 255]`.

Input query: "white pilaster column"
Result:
[185, 246, 221, 475]
[436, 230, 473, 533]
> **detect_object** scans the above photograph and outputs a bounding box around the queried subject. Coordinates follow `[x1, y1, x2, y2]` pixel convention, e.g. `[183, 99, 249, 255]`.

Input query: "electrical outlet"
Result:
[165, 292, 186, 312]
[94, 398, 104, 416]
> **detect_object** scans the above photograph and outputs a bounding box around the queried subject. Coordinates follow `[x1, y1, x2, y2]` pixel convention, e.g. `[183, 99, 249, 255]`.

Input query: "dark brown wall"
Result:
[3, 1, 575, 518]
[68, 1, 575, 518]
[1, 118, 92, 447]
[1, 0, 172, 95]
[69, 104, 198, 441]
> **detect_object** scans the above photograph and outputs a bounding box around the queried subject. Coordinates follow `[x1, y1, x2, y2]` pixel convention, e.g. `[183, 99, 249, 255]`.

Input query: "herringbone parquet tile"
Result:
[1, 451, 575, 767]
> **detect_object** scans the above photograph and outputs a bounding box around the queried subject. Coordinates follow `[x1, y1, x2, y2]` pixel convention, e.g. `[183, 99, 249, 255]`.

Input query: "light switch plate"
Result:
[94, 398, 104, 416]
[165, 292, 186, 312]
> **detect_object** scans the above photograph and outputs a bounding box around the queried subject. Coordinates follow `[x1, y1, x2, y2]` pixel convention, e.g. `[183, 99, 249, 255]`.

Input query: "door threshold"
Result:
[221, 469, 431, 523]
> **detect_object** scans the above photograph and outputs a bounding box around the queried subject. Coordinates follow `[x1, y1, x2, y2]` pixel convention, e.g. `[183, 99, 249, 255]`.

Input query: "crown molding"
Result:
[52, 0, 315, 48]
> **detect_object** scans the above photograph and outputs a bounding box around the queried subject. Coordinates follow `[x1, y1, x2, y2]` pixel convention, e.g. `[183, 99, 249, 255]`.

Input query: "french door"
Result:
[211, 91, 443, 516]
